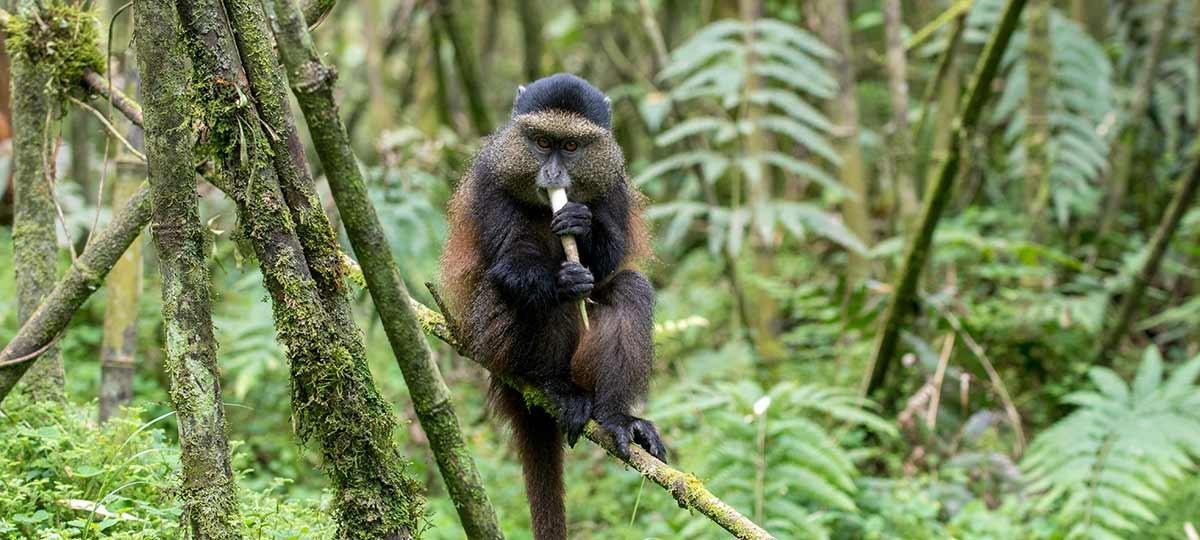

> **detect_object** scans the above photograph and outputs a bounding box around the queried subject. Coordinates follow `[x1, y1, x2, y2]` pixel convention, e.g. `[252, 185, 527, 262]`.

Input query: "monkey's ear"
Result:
[511, 85, 527, 116]
[603, 95, 613, 129]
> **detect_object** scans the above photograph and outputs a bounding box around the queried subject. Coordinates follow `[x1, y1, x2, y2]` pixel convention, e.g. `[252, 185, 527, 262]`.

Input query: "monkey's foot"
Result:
[545, 385, 592, 447]
[598, 414, 667, 463]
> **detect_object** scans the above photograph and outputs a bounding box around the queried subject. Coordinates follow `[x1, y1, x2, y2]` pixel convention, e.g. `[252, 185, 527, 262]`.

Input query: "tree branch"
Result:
[409, 298, 778, 540]
[0, 184, 150, 401]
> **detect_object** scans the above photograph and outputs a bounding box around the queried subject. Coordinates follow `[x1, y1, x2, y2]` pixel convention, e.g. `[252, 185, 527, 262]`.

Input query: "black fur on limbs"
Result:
[441, 73, 664, 540]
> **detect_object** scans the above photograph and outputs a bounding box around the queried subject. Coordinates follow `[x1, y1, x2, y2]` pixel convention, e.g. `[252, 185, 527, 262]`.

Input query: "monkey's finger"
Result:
[604, 423, 632, 460]
[631, 419, 668, 463]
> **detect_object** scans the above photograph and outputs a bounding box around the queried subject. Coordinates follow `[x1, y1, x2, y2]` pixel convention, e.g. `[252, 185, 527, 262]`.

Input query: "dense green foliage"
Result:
[2, 0, 1200, 538]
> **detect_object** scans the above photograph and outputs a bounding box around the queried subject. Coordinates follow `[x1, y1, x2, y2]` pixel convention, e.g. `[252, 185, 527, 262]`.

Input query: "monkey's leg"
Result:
[571, 270, 667, 462]
[492, 382, 568, 540]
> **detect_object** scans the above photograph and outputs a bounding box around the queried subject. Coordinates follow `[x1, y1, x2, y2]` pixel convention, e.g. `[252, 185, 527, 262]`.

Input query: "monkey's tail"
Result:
[493, 382, 567, 540]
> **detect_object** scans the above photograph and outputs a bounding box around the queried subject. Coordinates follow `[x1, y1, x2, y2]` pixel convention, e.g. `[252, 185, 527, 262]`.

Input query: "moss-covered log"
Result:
[132, 1, 242, 535]
[0, 184, 150, 401]
[174, 0, 423, 537]
[410, 299, 777, 540]
[864, 0, 1028, 404]
[268, 0, 502, 537]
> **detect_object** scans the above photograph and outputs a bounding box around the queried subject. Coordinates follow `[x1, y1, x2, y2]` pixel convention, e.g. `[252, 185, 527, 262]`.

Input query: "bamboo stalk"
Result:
[410, 299, 777, 540]
[547, 187, 590, 329]
[863, 0, 1029, 404]
[268, 0, 502, 536]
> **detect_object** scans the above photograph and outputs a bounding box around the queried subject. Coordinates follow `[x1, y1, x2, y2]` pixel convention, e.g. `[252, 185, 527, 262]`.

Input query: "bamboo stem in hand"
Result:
[547, 187, 590, 330]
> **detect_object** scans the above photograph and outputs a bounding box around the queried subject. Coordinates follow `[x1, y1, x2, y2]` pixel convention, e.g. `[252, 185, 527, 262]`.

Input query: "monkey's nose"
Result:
[536, 156, 571, 189]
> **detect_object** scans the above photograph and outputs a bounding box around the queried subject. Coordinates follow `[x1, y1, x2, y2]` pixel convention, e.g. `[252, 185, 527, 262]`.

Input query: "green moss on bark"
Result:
[134, 1, 243, 537]
[175, 0, 424, 536]
[3, 3, 104, 101]
[269, 0, 502, 536]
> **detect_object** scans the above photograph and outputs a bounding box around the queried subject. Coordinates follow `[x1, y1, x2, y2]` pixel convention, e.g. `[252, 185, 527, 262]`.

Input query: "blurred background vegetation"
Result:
[1, 0, 1199, 538]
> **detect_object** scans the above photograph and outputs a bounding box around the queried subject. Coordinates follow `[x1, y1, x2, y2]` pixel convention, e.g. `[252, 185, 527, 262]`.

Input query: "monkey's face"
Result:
[490, 111, 625, 206]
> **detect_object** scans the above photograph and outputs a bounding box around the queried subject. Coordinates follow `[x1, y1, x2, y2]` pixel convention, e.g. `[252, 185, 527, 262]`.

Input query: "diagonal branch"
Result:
[409, 296, 778, 540]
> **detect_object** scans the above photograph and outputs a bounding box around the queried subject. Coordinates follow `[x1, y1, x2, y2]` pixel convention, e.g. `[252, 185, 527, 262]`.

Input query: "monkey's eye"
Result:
[563, 140, 579, 152]
[535, 136, 552, 149]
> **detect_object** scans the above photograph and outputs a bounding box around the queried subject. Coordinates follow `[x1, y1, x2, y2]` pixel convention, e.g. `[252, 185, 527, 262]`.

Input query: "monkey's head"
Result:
[484, 73, 625, 206]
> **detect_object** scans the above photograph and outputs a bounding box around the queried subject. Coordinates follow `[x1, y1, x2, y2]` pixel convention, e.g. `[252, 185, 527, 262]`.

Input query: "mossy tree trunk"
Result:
[4, 2, 66, 402]
[174, 0, 423, 536]
[131, 1, 242, 535]
[1095, 29, 1200, 365]
[1095, 152, 1200, 365]
[864, 0, 1029, 406]
[267, 0, 502, 536]
[1097, 0, 1174, 243]
[814, 0, 873, 283]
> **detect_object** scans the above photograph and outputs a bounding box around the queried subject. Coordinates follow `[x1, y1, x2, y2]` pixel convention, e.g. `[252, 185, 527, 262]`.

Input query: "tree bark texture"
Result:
[4, 3, 66, 402]
[174, 0, 423, 536]
[132, 1, 242, 535]
[814, 0, 873, 281]
[268, 0, 503, 536]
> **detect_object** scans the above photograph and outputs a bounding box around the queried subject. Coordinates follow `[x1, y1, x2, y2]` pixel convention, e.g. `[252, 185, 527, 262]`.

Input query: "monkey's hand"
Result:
[545, 383, 593, 447]
[598, 413, 668, 463]
[551, 202, 591, 238]
[557, 261, 594, 300]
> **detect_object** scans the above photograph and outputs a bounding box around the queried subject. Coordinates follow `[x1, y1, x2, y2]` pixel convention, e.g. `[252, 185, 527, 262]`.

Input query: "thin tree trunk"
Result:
[884, 0, 919, 226]
[6, 3, 66, 402]
[1097, 0, 1174, 241]
[1095, 52, 1200, 365]
[174, 1, 423, 536]
[814, 0, 873, 282]
[132, 1, 241, 535]
[268, 1, 502, 536]
[429, 18, 453, 127]
[1024, 0, 1052, 227]
[515, 0, 542, 81]
[434, 0, 492, 135]
[98, 156, 142, 422]
[69, 112, 93, 206]
[864, 0, 1029, 405]
[913, 11, 966, 197]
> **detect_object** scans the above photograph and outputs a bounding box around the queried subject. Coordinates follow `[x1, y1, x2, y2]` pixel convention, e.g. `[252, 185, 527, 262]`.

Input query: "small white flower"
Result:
[752, 396, 772, 417]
